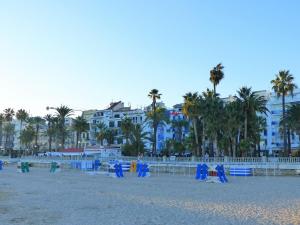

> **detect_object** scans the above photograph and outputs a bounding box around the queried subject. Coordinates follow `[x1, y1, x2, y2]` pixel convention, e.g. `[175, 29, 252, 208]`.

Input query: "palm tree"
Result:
[4, 108, 15, 122]
[146, 107, 169, 154]
[121, 117, 134, 144]
[271, 70, 297, 154]
[210, 63, 224, 95]
[72, 116, 89, 148]
[3, 123, 15, 154]
[183, 92, 202, 156]
[0, 113, 4, 148]
[129, 124, 149, 155]
[3, 108, 15, 154]
[221, 101, 243, 157]
[237, 87, 268, 141]
[16, 109, 29, 150]
[285, 104, 300, 135]
[202, 89, 224, 156]
[44, 114, 56, 151]
[19, 125, 35, 153]
[28, 116, 45, 153]
[104, 129, 116, 146]
[55, 105, 73, 149]
[96, 122, 107, 146]
[171, 120, 188, 143]
[148, 89, 162, 154]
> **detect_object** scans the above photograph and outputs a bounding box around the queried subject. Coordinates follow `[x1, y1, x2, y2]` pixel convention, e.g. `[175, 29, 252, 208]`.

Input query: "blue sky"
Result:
[0, 0, 299, 116]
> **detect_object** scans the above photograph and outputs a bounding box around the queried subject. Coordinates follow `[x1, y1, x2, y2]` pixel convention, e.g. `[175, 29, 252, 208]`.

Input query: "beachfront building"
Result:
[87, 101, 146, 147]
[264, 88, 300, 154]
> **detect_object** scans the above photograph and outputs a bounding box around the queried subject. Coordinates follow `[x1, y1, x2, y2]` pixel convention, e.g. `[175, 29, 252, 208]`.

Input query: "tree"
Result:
[4, 108, 15, 122]
[237, 87, 268, 141]
[146, 107, 169, 154]
[19, 125, 35, 152]
[72, 116, 89, 148]
[220, 101, 243, 157]
[183, 92, 202, 156]
[148, 89, 162, 154]
[16, 109, 29, 150]
[28, 116, 45, 152]
[3, 123, 15, 151]
[44, 114, 56, 151]
[0, 113, 4, 148]
[3, 108, 15, 154]
[210, 63, 224, 95]
[285, 104, 300, 135]
[55, 105, 73, 149]
[171, 120, 188, 143]
[121, 117, 133, 144]
[202, 89, 224, 156]
[104, 129, 116, 146]
[96, 122, 107, 146]
[271, 70, 297, 155]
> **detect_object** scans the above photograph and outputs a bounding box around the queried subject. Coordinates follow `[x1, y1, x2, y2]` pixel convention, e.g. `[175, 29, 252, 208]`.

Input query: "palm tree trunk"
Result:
[19, 121, 23, 150]
[193, 118, 200, 156]
[213, 83, 216, 95]
[282, 95, 287, 155]
[0, 122, 2, 147]
[153, 124, 157, 155]
[213, 137, 218, 156]
[287, 128, 291, 155]
[202, 121, 205, 157]
[244, 113, 248, 140]
[49, 136, 52, 152]
[76, 132, 79, 148]
[233, 136, 237, 157]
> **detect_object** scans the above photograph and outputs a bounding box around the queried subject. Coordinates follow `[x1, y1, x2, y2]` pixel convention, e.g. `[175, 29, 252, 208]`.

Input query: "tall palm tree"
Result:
[55, 105, 73, 149]
[44, 114, 56, 151]
[183, 92, 202, 156]
[221, 101, 243, 157]
[28, 116, 45, 152]
[146, 106, 169, 154]
[148, 89, 162, 154]
[0, 113, 4, 148]
[285, 104, 300, 136]
[3, 123, 15, 153]
[121, 117, 133, 144]
[16, 109, 29, 150]
[19, 125, 35, 153]
[202, 89, 223, 156]
[271, 70, 297, 154]
[237, 87, 268, 141]
[210, 63, 224, 95]
[72, 116, 89, 148]
[3, 108, 15, 153]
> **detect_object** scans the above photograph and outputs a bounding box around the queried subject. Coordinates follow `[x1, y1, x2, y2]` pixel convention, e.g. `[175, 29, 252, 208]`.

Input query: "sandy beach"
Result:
[0, 165, 300, 225]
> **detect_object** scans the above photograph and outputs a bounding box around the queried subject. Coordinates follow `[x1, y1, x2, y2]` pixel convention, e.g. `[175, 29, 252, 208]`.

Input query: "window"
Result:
[109, 121, 114, 128]
[114, 114, 120, 118]
[117, 121, 121, 127]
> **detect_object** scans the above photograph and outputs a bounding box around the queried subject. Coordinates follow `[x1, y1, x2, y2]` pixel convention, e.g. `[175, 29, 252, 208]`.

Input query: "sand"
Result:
[0, 165, 300, 225]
